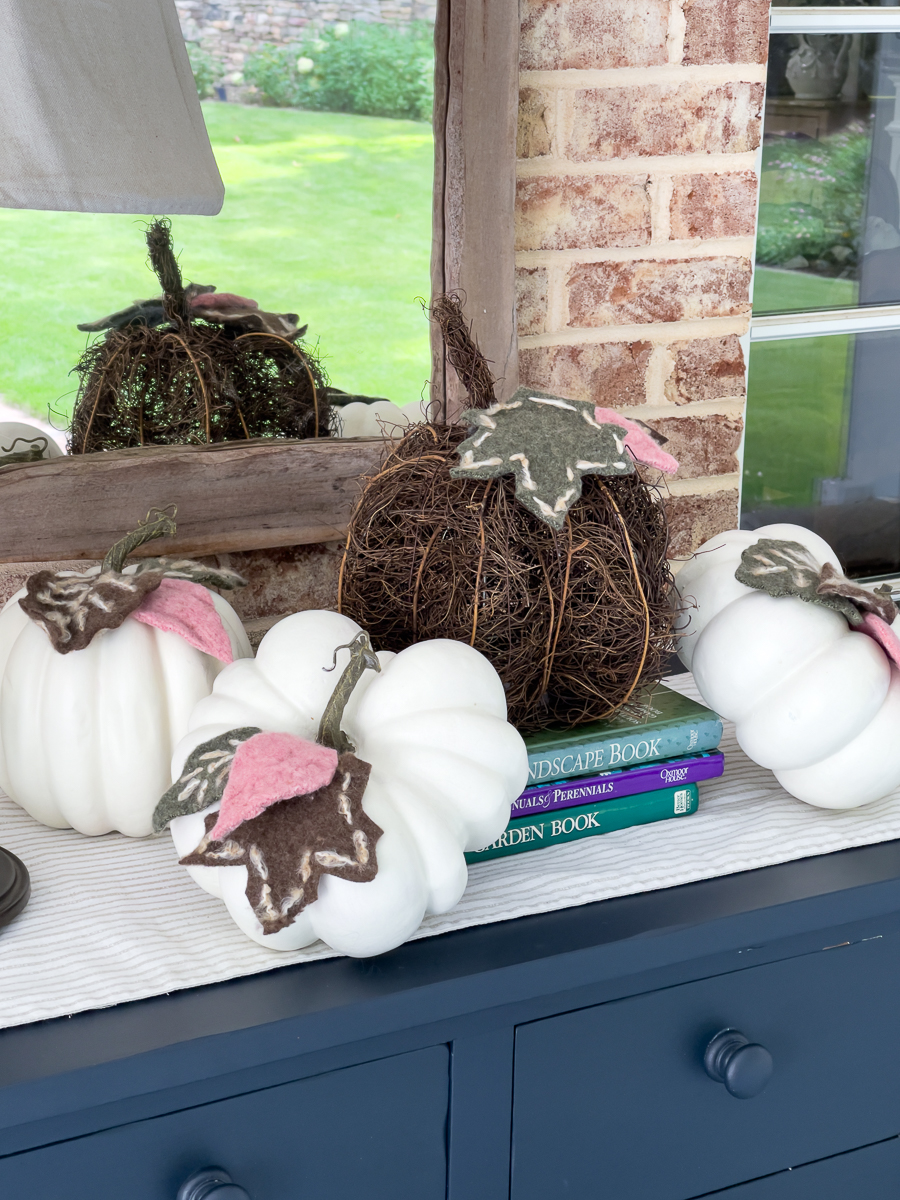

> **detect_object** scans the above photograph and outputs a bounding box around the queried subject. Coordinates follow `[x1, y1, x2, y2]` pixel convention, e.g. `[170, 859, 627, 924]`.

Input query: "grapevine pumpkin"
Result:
[677, 523, 900, 809]
[157, 609, 528, 958]
[0, 510, 251, 836]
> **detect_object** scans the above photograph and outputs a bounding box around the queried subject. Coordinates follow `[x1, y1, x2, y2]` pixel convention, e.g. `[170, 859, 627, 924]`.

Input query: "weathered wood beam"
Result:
[431, 0, 520, 420]
[0, 438, 387, 563]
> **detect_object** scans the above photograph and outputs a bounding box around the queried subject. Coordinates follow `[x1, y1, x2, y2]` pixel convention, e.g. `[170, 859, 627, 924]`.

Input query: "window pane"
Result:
[741, 328, 900, 577]
[755, 30, 900, 314]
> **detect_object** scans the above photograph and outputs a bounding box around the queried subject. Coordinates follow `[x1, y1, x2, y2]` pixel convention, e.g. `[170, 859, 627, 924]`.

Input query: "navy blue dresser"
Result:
[2, 841, 900, 1199]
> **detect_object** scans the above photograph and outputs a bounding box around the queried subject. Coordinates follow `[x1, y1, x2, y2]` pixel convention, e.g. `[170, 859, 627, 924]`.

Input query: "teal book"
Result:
[465, 782, 699, 864]
[524, 684, 722, 785]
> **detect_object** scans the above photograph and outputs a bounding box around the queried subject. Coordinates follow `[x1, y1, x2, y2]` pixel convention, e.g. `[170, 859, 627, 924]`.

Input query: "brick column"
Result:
[515, 0, 769, 560]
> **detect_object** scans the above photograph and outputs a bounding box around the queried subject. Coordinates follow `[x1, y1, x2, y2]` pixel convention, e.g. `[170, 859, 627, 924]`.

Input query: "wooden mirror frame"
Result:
[0, 0, 519, 565]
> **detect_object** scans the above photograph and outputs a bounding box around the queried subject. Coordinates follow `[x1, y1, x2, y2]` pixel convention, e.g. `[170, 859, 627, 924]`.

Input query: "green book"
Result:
[465, 782, 699, 864]
[524, 684, 722, 785]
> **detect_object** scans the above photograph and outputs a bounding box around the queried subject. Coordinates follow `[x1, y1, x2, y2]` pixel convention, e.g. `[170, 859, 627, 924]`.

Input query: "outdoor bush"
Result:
[244, 21, 434, 120]
[187, 43, 219, 99]
[756, 123, 870, 268]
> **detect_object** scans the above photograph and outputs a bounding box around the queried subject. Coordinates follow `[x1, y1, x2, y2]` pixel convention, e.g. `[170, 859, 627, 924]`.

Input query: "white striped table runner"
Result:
[1, 673, 899, 1030]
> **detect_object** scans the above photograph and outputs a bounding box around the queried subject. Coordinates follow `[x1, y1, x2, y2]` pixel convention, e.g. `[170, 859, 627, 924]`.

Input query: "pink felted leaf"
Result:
[131, 577, 233, 662]
[210, 732, 339, 840]
[858, 612, 900, 670]
[594, 406, 679, 474]
[191, 292, 258, 311]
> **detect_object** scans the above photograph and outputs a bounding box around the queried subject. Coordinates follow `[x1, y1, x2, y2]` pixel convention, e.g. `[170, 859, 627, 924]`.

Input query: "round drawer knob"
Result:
[704, 1028, 773, 1099]
[177, 1167, 251, 1200]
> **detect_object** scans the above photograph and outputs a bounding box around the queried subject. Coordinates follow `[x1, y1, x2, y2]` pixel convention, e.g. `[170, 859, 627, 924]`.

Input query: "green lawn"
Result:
[0, 102, 434, 423]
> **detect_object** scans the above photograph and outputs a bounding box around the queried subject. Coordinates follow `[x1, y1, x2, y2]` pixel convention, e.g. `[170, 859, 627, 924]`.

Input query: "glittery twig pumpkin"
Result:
[337, 296, 676, 732]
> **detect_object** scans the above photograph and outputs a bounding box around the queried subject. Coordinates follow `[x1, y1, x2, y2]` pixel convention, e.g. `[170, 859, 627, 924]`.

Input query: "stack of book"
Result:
[466, 684, 723, 864]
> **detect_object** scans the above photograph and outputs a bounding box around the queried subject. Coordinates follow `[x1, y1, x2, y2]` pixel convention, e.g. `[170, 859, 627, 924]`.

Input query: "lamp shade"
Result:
[0, 0, 224, 214]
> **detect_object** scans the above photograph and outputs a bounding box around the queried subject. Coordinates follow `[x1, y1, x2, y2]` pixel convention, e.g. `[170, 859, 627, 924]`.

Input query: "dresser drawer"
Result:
[0, 1045, 449, 1200]
[512, 937, 900, 1200]
[708, 1136, 900, 1197]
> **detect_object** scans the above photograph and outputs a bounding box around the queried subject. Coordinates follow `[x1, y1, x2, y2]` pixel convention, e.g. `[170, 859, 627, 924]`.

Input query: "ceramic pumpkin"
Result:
[0, 510, 251, 836]
[677, 523, 900, 809]
[335, 398, 427, 438]
[159, 609, 528, 958]
[0, 421, 63, 464]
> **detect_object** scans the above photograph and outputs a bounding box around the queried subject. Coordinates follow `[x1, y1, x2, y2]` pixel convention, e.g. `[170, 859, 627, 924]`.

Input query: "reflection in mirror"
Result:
[0, 42, 434, 440]
[756, 30, 900, 314]
[742, 328, 900, 577]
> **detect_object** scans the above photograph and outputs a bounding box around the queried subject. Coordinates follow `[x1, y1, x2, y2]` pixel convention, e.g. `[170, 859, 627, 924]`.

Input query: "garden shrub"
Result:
[187, 43, 219, 100]
[756, 123, 870, 269]
[244, 21, 434, 121]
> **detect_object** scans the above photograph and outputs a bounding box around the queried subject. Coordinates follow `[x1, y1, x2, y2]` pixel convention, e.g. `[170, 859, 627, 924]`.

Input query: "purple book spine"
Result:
[510, 753, 724, 818]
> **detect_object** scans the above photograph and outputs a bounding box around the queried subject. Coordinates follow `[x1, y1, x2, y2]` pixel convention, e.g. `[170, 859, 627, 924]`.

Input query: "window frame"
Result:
[744, 4, 900, 573]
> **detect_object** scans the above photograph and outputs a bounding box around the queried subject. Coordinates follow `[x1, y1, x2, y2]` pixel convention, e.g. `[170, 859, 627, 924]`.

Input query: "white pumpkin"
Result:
[335, 399, 427, 438]
[677, 523, 900, 809]
[0, 421, 64, 460]
[168, 610, 528, 957]
[0, 573, 251, 837]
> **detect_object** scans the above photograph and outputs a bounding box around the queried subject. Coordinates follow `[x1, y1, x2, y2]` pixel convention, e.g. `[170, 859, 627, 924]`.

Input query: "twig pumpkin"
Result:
[69, 219, 331, 453]
[338, 295, 677, 731]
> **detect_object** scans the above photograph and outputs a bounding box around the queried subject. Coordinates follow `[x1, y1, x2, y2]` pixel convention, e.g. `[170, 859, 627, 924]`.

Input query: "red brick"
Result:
[516, 175, 651, 252]
[665, 489, 739, 558]
[520, 0, 668, 71]
[519, 341, 652, 406]
[665, 336, 746, 403]
[516, 267, 549, 335]
[669, 172, 758, 240]
[566, 258, 752, 327]
[569, 83, 764, 161]
[683, 0, 769, 66]
[651, 414, 743, 479]
[518, 88, 553, 159]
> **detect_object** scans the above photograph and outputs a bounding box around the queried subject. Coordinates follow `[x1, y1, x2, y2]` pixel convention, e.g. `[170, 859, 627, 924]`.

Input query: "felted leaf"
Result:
[858, 612, 900, 670]
[815, 563, 897, 625]
[152, 727, 262, 833]
[594, 407, 679, 474]
[131, 577, 235, 662]
[133, 557, 246, 591]
[180, 752, 381, 934]
[450, 386, 635, 530]
[735, 538, 899, 628]
[210, 731, 339, 840]
[19, 568, 165, 653]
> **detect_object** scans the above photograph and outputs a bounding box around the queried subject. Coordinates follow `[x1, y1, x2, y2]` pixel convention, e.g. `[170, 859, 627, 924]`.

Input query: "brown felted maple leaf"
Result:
[179, 752, 382, 934]
[18, 509, 245, 654]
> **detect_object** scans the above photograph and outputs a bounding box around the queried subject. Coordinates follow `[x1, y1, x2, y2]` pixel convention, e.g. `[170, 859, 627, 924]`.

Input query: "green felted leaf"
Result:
[449, 386, 634, 530]
[734, 538, 898, 626]
[152, 727, 262, 833]
[134, 557, 247, 591]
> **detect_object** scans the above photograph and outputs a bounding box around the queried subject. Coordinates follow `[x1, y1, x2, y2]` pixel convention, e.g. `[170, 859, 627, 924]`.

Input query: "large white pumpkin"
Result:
[676, 523, 900, 809]
[167, 610, 528, 957]
[0, 575, 251, 836]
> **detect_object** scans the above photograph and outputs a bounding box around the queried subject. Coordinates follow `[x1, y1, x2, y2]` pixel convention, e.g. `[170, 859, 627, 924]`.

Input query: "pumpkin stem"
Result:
[102, 506, 178, 574]
[317, 631, 381, 755]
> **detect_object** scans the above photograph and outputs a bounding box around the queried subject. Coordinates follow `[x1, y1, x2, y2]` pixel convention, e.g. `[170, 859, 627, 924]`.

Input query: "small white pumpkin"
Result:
[166, 610, 528, 958]
[335, 399, 427, 438]
[0, 421, 64, 461]
[0, 514, 252, 836]
[677, 523, 900, 809]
